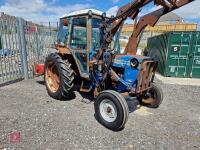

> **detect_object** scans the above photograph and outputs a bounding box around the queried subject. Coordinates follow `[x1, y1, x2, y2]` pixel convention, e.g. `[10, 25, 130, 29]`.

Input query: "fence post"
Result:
[17, 18, 29, 80]
[35, 26, 40, 63]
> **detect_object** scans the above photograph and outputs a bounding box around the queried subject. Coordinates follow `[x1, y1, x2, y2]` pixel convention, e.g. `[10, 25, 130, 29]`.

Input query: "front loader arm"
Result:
[124, 0, 195, 55]
[102, 0, 152, 47]
[102, 0, 194, 54]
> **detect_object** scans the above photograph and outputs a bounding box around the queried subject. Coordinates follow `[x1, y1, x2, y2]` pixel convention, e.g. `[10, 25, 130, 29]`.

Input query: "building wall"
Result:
[121, 23, 197, 33]
[121, 22, 198, 50]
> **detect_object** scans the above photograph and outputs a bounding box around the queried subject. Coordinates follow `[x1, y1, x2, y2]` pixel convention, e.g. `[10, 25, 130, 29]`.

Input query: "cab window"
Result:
[57, 20, 68, 45]
[70, 17, 87, 50]
[92, 18, 102, 50]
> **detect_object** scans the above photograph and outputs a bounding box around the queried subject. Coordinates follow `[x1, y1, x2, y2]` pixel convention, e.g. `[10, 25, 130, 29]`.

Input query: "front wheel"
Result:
[141, 83, 163, 108]
[94, 90, 129, 131]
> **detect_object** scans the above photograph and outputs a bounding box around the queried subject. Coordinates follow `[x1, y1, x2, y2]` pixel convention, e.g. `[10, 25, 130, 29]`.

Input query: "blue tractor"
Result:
[44, 0, 193, 130]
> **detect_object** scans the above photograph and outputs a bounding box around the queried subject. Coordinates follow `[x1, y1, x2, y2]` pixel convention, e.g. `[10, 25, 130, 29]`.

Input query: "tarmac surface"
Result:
[0, 77, 200, 150]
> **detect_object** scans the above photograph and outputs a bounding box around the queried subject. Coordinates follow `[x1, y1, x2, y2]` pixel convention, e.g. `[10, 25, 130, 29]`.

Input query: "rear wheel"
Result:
[44, 53, 74, 100]
[141, 83, 163, 108]
[94, 90, 129, 131]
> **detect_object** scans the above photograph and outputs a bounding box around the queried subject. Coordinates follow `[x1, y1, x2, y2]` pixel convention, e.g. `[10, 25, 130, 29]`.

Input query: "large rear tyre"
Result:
[94, 90, 129, 131]
[141, 83, 163, 108]
[44, 53, 74, 100]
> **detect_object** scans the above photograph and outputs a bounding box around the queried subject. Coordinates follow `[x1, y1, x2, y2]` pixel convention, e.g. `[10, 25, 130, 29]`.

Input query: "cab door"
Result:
[69, 17, 90, 78]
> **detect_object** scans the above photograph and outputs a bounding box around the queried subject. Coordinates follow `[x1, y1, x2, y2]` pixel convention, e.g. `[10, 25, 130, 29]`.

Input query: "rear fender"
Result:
[54, 44, 89, 79]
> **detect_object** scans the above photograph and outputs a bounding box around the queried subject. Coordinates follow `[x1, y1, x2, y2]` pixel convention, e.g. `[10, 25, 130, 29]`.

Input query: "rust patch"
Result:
[136, 60, 158, 94]
[53, 44, 71, 55]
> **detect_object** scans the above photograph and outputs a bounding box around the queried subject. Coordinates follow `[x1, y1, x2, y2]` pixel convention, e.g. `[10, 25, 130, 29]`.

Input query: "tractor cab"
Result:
[56, 9, 114, 78]
[55, 9, 157, 92]
[58, 9, 111, 50]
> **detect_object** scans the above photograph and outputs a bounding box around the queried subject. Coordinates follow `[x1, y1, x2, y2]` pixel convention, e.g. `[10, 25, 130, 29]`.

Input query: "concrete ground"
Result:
[0, 77, 200, 150]
[155, 74, 200, 86]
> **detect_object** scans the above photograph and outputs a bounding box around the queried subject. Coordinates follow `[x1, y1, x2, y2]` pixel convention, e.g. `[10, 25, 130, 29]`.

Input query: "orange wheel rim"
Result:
[45, 62, 60, 93]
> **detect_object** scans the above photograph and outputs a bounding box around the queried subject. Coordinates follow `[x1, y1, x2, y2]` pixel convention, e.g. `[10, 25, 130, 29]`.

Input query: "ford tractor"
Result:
[41, 0, 194, 130]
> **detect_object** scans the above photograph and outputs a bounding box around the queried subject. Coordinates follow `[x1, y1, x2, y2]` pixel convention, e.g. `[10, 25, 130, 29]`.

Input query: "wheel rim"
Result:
[45, 62, 60, 93]
[99, 99, 117, 122]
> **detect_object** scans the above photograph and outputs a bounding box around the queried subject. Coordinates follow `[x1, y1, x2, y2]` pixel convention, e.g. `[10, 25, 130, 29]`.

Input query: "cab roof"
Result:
[60, 9, 112, 19]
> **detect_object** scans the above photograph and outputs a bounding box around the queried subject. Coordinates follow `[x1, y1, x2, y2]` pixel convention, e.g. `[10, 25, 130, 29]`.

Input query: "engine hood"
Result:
[112, 55, 153, 68]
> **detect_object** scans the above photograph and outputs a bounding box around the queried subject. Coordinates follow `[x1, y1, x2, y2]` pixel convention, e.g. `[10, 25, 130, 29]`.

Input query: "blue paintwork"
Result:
[111, 55, 153, 92]
[89, 48, 96, 61]
[89, 54, 153, 92]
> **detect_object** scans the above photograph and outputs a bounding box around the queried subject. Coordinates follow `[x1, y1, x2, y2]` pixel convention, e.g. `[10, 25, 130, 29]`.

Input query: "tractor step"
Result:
[80, 81, 92, 92]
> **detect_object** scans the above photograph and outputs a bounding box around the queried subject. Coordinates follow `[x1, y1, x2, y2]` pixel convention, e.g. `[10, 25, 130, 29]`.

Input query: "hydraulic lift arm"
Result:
[103, 0, 195, 55]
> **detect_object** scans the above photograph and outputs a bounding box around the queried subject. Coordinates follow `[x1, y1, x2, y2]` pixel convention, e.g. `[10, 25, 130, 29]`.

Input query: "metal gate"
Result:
[0, 13, 58, 86]
[0, 13, 23, 85]
[24, 21, 57, 78]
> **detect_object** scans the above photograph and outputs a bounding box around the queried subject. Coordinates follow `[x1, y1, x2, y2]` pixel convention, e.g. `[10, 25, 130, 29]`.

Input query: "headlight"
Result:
[130, 58, 139, 68]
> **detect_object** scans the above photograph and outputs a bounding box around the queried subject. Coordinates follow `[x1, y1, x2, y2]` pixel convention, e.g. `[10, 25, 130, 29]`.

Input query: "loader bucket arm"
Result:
[124, 0, 195, 55]
[102, 0, 194, 54]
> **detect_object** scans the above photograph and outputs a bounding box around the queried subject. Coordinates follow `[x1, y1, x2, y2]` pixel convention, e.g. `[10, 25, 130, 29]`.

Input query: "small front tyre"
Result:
[94, 90, 129, 131]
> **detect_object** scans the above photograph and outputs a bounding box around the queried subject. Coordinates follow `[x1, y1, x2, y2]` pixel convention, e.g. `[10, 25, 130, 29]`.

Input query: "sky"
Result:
[0, 0, 199, 25]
